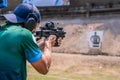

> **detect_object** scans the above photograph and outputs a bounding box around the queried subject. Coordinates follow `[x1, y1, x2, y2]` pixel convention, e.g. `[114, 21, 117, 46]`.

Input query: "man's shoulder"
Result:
[4, 25, 32, 38]
[8, 25, 31, 33]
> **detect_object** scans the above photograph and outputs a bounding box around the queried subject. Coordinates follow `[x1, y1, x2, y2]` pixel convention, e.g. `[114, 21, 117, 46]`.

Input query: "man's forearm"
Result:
[43, 46, 52, 69]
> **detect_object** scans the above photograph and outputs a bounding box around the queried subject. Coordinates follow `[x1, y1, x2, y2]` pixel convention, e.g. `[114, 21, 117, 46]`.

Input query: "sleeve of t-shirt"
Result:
[21, 30, 42, 63]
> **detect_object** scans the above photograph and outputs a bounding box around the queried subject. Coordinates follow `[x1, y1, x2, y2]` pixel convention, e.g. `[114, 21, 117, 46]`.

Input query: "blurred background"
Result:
[0, 0, 120, 80]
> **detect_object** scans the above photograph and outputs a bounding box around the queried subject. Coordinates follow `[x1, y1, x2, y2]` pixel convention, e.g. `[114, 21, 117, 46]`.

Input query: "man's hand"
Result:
[57, 37, 63, 46]
[37, 37, 46, 51]
[45, 35, 57, 49]
[37, 35, 56, 51]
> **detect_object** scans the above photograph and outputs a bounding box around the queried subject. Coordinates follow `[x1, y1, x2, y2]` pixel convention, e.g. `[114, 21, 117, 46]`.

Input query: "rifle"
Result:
[35, 22, 66, 47]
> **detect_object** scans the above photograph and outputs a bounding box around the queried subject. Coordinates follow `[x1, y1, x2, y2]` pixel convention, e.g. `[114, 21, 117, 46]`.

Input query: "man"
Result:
[0, 3, 62, 80]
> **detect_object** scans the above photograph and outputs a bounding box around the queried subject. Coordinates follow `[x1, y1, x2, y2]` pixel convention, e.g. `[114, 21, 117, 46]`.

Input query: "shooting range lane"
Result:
[41, 16, 120, 56]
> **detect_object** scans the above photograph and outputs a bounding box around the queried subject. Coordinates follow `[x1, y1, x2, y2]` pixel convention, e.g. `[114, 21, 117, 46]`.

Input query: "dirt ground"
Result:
[27, 53, 120, 80]
[51, 53, 120, 72]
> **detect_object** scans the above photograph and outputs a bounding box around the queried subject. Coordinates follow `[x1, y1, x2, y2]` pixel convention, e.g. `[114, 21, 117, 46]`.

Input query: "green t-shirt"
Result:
[0, 24, 42, 80]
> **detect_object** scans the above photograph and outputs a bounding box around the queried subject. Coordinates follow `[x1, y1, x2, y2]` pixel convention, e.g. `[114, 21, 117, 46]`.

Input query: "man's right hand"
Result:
[37, 35, 56, 51]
